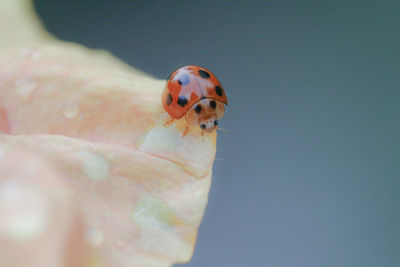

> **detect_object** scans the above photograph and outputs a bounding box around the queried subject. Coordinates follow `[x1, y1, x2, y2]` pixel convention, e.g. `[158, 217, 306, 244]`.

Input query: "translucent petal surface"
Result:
[0, 1, 218, 266]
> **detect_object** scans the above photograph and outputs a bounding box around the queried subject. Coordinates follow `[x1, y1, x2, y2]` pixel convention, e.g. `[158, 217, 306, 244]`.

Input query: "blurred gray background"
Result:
[34, 0, 400, 266]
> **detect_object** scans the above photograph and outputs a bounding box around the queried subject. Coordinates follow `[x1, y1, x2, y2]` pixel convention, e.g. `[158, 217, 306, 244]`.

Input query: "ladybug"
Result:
[162, 65, 228, 134]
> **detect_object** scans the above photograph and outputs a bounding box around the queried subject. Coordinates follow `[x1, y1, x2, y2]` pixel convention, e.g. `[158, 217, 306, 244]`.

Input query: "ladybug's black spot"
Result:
[214, 120, 219, 126]
[166, 93, 172, 106]
[177, 96, 188, 107]
[195, 105, 202, 114]
[215, 85, 223, 96]
[198, 69, 210, 78]
[210, 100, 217, 109]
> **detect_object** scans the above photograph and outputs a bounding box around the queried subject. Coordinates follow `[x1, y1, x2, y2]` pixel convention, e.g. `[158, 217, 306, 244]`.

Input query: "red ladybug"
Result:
[162, 65, 228, 134]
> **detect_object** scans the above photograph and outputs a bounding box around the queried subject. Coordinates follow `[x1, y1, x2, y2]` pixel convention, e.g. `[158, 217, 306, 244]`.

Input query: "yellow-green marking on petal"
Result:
[132, 196, 174, 230]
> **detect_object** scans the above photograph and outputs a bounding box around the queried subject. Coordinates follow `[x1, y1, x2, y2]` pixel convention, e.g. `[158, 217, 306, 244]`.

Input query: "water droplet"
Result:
[85, 228, 103, 247]
[62, 101, 79, 119]
[78, 150, 110, 181]
[0, 180, 50, 242]
[14, 78, 37, 103]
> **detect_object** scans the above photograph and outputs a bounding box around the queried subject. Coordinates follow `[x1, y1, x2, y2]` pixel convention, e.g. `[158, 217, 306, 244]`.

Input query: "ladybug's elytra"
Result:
[162, 65, 228, 134]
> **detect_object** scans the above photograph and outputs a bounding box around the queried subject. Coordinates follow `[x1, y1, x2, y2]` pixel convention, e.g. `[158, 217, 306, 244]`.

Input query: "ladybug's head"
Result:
[185, 98, 225, 132]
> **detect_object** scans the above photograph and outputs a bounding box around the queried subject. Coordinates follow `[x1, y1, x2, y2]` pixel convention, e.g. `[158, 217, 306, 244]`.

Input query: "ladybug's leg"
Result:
[163, 117, 175, 127]
[182, 125, 190, 137]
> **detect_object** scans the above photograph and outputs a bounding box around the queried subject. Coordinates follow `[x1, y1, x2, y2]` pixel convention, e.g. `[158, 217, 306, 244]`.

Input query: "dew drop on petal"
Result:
[63, 101, 79, 119]
[0, 180, 50, 242]
[14, 78, 37, 103]
[85, 228, 104, 247]
[78, 150, 110, 181]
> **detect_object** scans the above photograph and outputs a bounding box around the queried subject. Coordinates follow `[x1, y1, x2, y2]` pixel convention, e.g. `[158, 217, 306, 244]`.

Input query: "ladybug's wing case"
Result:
[189, 66, 228, 106]
[162, 65, 228, 119]
[162, 67, 202, 119]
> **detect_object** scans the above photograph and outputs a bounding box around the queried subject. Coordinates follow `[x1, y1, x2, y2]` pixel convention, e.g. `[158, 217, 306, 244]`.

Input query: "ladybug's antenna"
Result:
[217, 127, 229, 133]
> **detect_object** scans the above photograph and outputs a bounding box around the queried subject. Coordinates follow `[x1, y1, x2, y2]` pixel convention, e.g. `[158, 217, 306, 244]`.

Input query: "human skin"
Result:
[0, 1, 219, 266]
